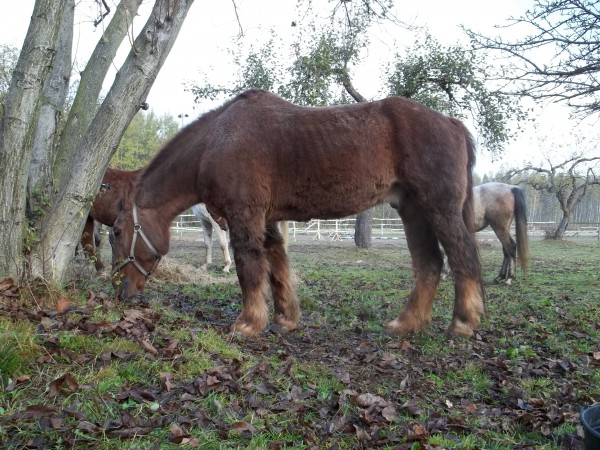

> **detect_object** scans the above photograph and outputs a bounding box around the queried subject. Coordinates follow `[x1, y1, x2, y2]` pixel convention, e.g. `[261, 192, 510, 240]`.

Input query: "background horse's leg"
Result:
[93, 221, 104, 270]
[200, 218, 213, 270]
[439, 244, 451, 280]
[491, 224, 516, 284]
[228, 215, 270, 336]
[387, 198, 443, 335]
[280, 221, 289, 253]
[81, 215, 104, 271]
[264, 223, 300, 331]
[434, 211, 484, 337]
[215, 226, 232, 273]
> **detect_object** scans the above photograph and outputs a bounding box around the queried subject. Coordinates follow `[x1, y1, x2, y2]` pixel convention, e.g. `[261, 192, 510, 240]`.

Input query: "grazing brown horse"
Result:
[81, 168, 141, 270]
[82, 168, 232, 272]
[111, 89, 483, 338]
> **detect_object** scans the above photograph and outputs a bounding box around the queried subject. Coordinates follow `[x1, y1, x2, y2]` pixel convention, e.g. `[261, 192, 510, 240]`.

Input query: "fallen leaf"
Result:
[354, 393, 389, 408]
[55, 298, 70, 314]
[382, 404, 398, 422]
[48, 373, 79, 397]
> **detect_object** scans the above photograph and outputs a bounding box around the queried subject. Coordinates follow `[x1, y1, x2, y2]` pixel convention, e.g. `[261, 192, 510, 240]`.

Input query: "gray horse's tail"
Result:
[512, 186, 530, 273]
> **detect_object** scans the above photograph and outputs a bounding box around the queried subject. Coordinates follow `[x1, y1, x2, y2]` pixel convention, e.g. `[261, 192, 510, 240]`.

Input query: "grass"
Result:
[0, 236, 598, 448]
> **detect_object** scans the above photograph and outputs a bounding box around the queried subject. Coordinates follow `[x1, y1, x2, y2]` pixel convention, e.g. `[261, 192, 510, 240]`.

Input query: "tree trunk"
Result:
[27, 0, 73, 244]
[340, 75, 373, 248]
[553, 212, 571, 239]
[0, 0, 71, 280]
[31, 0, 194, 282]
[53, 0, 144, 186]
[354, 209, 373, 249]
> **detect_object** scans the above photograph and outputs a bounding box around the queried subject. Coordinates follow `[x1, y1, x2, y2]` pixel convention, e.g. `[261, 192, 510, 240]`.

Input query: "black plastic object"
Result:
[581, 404, 600, 450]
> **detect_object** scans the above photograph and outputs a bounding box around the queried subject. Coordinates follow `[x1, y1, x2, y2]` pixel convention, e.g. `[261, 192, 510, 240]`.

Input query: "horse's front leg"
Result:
[82, 216, 104, 271]
[228, 217, 270, 337]
[264, 223, 300, 332]
[387, 199, 442, 335]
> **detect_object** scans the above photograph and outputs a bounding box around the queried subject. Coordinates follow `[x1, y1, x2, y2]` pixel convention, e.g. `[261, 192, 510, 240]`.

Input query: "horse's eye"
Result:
[113, 228, 122, 238]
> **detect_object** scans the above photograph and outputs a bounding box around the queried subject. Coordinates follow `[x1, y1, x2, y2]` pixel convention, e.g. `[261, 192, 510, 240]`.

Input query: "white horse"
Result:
[191, 204, 232, 273]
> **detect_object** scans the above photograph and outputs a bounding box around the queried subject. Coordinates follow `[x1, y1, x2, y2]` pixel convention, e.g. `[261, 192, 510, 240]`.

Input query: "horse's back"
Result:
[198, 91, 474, 222]
[473, 182, 519, 231]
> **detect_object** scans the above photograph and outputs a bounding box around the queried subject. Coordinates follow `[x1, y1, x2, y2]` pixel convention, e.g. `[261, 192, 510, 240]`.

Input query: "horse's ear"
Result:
[118, 178, 136, 212]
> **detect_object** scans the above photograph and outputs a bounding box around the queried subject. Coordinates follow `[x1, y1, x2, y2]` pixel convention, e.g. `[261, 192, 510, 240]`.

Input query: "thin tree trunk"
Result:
[340, 73, 373, 248]
[53, 0, 144, 186]
[553, 212, 571, 239]
[0, 0, 70, 280]
[354, 209, 373, 249]
[32, 0, 194, 282]
[27, 0, 73, 243]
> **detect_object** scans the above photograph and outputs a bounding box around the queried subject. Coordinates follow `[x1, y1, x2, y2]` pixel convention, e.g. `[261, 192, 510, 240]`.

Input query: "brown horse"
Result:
[81, 168, 141, 270]
[111, 89, 483, 338]
[81, 168, 233, 272]
[473, 182, 529, 284]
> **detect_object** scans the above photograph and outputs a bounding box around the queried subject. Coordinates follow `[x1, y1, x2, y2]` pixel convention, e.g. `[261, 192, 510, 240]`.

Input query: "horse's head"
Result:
[111, 202, 163, 300]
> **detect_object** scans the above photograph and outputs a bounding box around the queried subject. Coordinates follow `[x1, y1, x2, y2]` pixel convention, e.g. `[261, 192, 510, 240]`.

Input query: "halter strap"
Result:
[113, 204, 162, 278]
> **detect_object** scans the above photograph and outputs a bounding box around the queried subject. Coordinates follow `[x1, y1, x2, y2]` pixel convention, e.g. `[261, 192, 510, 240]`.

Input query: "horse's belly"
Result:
[272, 181, 397, 222]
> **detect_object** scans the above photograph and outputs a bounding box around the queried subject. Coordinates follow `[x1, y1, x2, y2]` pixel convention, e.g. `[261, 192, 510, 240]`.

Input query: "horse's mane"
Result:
[140, 90, 274, 185]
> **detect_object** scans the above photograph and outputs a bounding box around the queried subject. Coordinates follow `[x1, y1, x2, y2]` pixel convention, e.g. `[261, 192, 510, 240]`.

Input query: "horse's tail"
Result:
[512, 186, 530, 274]
[460, 126, 486, 299]
[462, 130, 476, 232]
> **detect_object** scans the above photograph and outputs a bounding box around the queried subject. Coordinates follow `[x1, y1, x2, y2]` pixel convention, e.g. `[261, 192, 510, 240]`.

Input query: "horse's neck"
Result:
[136, 182, 198, 227]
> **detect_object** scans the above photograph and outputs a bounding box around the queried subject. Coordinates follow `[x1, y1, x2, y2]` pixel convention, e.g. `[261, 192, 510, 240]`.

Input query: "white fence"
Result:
[171, 214, 600, 241]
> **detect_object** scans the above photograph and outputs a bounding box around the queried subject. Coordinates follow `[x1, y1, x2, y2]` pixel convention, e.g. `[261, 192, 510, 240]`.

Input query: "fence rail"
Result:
[171, 214, 600, 241]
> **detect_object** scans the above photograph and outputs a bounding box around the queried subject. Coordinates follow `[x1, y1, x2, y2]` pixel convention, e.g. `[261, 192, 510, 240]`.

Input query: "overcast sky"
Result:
[1, 1, 595, 176]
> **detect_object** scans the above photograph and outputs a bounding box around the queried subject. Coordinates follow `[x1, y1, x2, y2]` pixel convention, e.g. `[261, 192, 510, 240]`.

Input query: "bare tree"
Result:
[465, 0, 600, 118]
[505, 155, 600, 238]
[0, 0, 194, 283]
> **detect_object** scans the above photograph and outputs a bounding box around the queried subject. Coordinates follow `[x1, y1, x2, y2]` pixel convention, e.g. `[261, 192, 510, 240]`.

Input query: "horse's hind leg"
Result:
[264, 223, 300, 331]
[492, 225, 517, 284]
[216, 227, 232, 273]
[435, 214, 484, 337]
[200, 219, 213, 270]
[387, 197, 443, 335]
[228, 216, 270, 336]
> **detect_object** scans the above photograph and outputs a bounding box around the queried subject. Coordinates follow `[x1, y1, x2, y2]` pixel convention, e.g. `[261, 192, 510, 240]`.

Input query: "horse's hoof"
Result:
[222, 267, 231, 273]
[448, 319, 475, 337]
[386, 318, 420, 336]
[273, 315, 299, 333]
[232, 319, 263, 337]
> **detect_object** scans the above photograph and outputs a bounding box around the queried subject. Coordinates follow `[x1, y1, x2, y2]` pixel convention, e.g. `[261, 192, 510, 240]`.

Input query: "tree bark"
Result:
[354, 209, 373, 249]
[339, 73, 373, 248]
[0, 0, 71, 280]
[553, 213, 571, 239]
[53, 0, 144, 186]
[27, 0, 73, 237]
[32, 0, 194, 281]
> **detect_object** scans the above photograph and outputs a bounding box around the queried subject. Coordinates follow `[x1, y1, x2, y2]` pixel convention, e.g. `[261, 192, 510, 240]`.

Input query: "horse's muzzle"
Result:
[115, 277, 132, 301]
